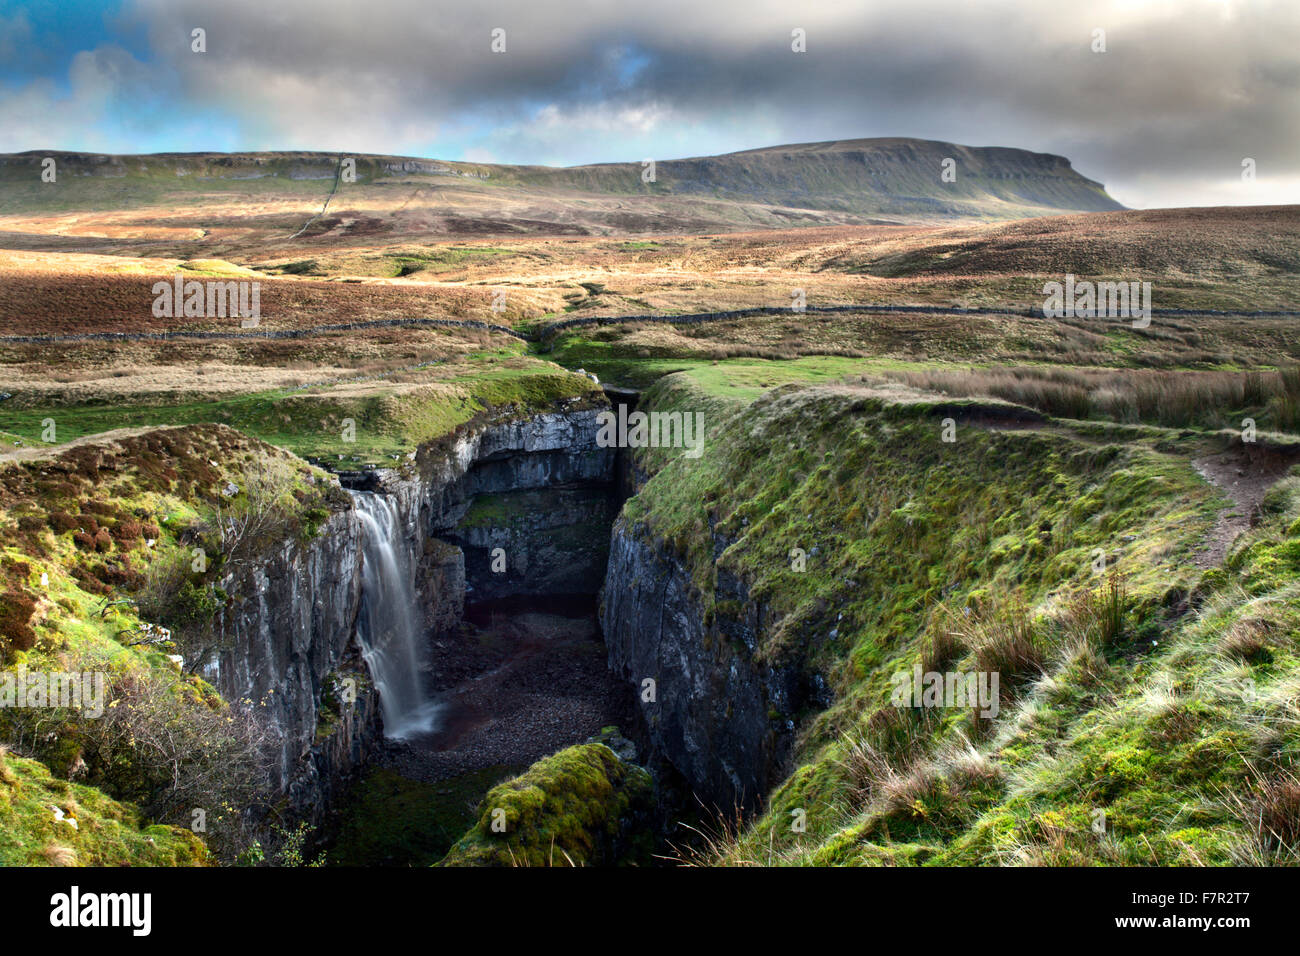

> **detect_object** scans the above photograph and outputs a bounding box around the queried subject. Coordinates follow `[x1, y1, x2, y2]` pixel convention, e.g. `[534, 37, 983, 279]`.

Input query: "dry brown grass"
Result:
[3, 206, 1297, 430]
[0, 259, 546, 333]
[1217, 617, 1278, 663]
[893, 363, 1300, 431]
[961, 597, 1048, 686]
[41, 843, 77, 866]
[6, 205, 1296, 339]
[1225, 763, 1300, 864]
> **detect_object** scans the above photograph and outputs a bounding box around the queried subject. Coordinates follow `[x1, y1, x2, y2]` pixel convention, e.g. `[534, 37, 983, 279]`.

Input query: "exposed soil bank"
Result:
[1193, 438, 1300, 567]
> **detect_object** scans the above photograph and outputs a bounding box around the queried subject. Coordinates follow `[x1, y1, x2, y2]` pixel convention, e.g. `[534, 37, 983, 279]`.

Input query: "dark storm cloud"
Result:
[6, 0, 1299, 206]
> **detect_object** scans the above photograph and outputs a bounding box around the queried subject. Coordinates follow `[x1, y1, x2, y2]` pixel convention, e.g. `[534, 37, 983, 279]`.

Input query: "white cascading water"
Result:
[353, 492, 440, 738]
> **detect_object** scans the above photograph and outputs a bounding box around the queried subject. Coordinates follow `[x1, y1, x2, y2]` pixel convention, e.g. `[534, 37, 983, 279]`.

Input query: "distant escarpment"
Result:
[0, 138, 1121, 233]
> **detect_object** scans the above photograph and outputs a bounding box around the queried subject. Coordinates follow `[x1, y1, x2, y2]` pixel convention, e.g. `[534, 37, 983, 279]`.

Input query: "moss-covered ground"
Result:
[439, 743, 654, 866]
[0, 747, 209, 866]
[0, 356, 603, 468]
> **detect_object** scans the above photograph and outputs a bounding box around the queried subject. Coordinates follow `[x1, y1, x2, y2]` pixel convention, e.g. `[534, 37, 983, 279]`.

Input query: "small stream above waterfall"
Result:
[353, 491, 442, 739]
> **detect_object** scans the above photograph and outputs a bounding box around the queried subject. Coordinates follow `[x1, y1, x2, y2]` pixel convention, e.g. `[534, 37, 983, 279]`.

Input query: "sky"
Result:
[0, 0, 1297, 209]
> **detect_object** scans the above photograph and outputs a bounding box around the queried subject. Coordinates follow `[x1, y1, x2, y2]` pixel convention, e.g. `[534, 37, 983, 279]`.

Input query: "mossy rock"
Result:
[438, 743, 654, 867]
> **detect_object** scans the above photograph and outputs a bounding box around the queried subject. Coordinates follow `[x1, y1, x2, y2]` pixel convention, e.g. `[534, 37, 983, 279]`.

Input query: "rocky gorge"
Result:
[196, 374, 824, 864]
[194, 395, 658, 850]
[4, 364, 1290, 869]
[0, 382, 1010, 866]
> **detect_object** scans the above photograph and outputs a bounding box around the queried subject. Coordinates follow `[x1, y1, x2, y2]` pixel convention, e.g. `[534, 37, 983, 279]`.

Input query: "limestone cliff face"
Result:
[206, 503, 379, 819]
[600, 517, 829, 811]
[200, 403, 617, 817]
[455, 487, 616, 601]
[361, 404, 617, 618]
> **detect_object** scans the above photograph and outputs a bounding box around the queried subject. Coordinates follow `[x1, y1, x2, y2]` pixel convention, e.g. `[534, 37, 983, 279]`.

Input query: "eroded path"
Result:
[1193, 442, 1300, 568]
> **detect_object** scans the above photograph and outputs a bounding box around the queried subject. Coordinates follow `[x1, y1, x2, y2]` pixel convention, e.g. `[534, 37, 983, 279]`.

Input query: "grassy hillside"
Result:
[0, 747, 209, 866]
[620, 372, 1300, 865]
[0, 424, 350, 862]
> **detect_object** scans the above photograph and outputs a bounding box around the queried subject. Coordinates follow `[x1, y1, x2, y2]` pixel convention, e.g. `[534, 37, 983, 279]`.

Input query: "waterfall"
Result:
[353, 491, 440, 738]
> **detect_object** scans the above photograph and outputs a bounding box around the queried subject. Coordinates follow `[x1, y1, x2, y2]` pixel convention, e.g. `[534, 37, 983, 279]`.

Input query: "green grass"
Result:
[0, 748, 210, 866]
[676, 356, 917, 400]
[546, 336, 698, 386]
[547, 333, 926, 391]
[0, 359, 603, 467]
[618, 372, 1289, 866]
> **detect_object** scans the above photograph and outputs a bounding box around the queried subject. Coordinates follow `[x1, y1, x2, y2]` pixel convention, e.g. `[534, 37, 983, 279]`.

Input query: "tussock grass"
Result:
[894, 364, 1300, 433]
[1225, 764, 1300, 864]
[962, 598, 1048, 687]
